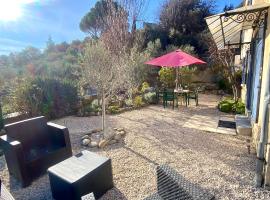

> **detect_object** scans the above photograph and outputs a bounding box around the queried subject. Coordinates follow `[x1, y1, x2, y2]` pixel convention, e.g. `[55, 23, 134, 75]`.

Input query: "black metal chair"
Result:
[163, 90, 178, 109]
[0, 116, 72, 187]
[187, 88, 199, 106]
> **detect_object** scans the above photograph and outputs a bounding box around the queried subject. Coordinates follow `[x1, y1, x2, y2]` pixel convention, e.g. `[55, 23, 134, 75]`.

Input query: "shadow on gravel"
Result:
[123, 146, 158, 166]
[100, 187, 128, 200]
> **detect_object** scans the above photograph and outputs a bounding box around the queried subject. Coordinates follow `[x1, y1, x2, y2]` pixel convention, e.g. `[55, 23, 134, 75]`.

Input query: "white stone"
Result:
[117, 128, 124, 132]
[99, 139, 109, 148]
[81, 135, 90, 140]
[119, 131, 126, 136]
[89, 141, 98, 148]
[82, 139, 91, 146]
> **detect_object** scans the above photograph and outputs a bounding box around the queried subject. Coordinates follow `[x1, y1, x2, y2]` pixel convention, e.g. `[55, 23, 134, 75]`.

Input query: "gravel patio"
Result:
[1, 94, 270, 199]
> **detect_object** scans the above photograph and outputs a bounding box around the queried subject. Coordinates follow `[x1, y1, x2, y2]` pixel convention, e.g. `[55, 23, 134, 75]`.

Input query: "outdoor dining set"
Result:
[145, 49, 205, 110]
[156, 87, 199, 109]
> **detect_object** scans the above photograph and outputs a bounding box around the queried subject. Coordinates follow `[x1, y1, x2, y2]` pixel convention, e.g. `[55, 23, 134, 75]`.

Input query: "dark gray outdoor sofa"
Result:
[0, 116, 72, 187]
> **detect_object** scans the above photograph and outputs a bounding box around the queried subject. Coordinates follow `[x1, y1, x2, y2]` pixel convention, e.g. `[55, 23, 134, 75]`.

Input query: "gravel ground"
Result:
[1, 94, 270, 200]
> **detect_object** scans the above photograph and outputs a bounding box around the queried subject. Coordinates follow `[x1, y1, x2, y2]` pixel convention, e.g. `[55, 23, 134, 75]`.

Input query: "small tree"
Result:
[80, 41, 132, 136]
[207, 36, 240, 101]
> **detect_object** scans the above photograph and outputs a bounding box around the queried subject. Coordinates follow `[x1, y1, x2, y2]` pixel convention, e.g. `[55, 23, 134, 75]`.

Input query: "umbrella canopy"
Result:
[145, 49, 206, 67]
[145, 49, 206, 90]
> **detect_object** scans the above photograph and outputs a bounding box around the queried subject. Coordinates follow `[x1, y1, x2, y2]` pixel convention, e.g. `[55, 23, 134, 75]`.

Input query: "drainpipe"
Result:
[255, 57, 270, 187]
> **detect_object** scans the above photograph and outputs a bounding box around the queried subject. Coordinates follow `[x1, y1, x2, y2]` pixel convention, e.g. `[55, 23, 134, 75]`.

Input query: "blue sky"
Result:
[0, 0, 240, 55]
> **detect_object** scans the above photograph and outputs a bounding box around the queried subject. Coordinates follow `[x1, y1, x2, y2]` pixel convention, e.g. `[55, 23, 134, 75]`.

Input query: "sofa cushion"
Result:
[25, 143, 65, 163]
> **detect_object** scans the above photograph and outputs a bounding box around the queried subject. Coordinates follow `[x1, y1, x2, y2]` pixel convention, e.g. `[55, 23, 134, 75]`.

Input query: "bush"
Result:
[12, 77, 78, 119]
[141, 82, 150, 93]
[217, 78, 231, 92]
[219, 103, 232, 113]
[90, 99, 101, 112]
[108, 105, 120, 114]
[159, 68, 175, 88]
[134, 96, 143, 108]
[144, 92, 157, 104]
[233, 101, 245, 114]
[218, 98, 245, 114]
[125, 98, 133, 107]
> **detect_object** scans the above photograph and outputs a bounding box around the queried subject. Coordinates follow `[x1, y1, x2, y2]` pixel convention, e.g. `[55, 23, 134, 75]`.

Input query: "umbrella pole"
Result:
[176, 68, 179, 90]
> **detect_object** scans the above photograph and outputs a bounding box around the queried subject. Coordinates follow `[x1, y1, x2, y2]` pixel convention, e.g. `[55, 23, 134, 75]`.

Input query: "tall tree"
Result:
[80, 0, 123, 38]
[159, 0, 213, 55]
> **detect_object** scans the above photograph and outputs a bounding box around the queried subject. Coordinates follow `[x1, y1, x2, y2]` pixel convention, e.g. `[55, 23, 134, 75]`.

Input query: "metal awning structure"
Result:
[205, 3, 270, 49]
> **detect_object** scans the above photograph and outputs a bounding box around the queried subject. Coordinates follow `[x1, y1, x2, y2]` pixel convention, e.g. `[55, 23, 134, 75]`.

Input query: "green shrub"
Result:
[218, 98, 245, 114]
[91, 99, 101, 112]
[108, 105, 120, 114]
[125, 98, 133, 107]
[144, 92, 157, 104]
[159, 68, 175, 88]
[12, 77, 78, 119]
[134, 96, 143, 108]
[217, 78, 232, 93]
[219, 103, 232, 113]
[83, 103, 93, 113]
[233, 101, 245, 114]
[141, 82, 150, 93]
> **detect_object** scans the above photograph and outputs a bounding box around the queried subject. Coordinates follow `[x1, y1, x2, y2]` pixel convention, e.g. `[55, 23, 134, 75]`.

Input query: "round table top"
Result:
[174, 89, 190, 93]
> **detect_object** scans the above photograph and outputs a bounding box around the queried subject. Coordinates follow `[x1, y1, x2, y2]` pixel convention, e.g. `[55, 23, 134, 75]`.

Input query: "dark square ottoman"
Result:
[48, 150, 113, 200]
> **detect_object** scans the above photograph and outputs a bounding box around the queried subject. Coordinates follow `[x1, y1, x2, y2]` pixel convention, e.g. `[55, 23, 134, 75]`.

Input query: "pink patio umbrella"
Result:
[145, 49, 206, 89]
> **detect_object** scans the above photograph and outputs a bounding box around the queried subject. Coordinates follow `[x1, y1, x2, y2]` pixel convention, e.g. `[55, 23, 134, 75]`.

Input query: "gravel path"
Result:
[1, 94, 270, 199]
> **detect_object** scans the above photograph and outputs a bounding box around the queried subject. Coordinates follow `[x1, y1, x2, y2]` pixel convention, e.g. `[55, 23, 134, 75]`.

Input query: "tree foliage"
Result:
[80, 0, 124, 38]
[12, 77, 78, 119]
[159, 0, 213, 55]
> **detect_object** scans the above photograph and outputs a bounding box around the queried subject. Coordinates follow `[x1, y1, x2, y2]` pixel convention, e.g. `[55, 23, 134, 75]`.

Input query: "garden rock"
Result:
[99, 139, 110, 148]
[119, 130, 126, 136]
[114, 133, 122, 141]
[89, 141, 98, 148]
[82, 138, 91, 146]
[81, 135, 91, 140]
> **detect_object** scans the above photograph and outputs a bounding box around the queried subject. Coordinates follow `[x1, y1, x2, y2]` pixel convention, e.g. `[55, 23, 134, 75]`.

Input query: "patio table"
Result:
[48, 150, 113, 200]
[174, 89, 190, 107]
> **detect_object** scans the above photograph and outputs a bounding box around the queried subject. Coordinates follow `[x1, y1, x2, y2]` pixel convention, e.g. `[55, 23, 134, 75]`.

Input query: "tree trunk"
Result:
[101, 89, 106, 137]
